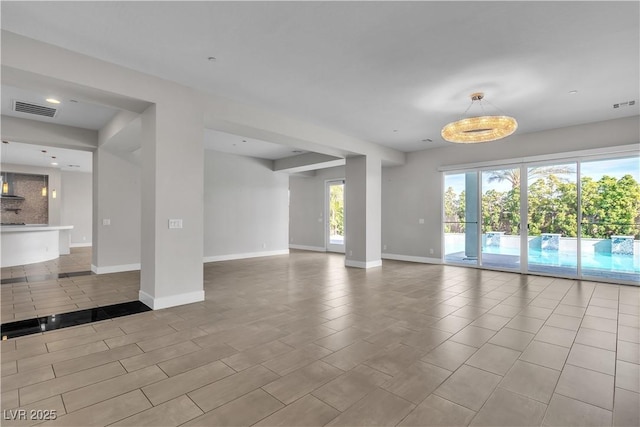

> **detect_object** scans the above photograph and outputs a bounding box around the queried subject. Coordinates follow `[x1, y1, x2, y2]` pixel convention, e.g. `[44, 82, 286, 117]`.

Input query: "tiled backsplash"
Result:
[1, 173, 49, 224]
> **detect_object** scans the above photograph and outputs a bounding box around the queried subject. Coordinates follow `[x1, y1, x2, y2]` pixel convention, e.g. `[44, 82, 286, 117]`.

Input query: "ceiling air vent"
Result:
[613, 100, 636, 109]
[12, 100, 58, 118]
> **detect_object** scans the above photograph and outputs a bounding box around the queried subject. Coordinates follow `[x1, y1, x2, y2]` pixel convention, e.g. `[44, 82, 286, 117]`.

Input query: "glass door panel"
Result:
[526, 163, 578, 277]
[326, 180, 345, 253]
[444, 172, 479, 265]
[480, 168, 520, 270]
[580, 157, 640, 282]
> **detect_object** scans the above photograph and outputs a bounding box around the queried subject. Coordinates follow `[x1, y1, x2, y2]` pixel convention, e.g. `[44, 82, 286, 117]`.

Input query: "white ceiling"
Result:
[204, 129, 306, 160]
[1, 2, 638, 154]
[1, 141, 92, 173]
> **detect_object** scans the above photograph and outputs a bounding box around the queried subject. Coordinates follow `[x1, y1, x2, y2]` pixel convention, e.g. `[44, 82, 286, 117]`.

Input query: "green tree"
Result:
[487, 166, 574, 189]
[329, 184, 344, 236]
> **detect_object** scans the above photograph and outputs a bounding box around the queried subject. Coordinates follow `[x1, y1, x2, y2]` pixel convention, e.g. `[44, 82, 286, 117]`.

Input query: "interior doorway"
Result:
[326, 179, 345, 253]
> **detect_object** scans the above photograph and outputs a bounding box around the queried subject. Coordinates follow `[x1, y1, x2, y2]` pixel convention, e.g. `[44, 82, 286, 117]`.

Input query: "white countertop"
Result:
[0, 225, 74, 233]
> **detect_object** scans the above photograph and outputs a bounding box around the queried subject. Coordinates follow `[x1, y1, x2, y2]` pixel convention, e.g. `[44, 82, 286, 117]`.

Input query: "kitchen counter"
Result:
[1, 225, 74, 267]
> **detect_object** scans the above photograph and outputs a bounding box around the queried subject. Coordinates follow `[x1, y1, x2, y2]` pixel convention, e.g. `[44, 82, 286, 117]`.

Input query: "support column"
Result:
[139, 98, 205, 309]
[345, 155, 382, 268]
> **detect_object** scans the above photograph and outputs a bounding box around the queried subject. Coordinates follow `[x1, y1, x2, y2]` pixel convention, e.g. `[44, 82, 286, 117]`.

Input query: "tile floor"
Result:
[1, 247, 92, 280]
[1, 250, 639, 426]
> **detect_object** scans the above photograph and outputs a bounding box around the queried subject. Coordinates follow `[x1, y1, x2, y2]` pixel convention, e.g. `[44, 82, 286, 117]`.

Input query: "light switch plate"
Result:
[102, 219, 110, 226]
[168, 219, 183, 229]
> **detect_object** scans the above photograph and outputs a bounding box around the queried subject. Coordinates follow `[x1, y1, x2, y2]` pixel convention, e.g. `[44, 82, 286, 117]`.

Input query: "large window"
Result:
[443, 154, 640, 284]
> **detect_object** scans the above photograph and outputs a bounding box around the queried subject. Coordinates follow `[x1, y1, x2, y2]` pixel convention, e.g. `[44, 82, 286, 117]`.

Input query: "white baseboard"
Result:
[203, 249, 289, 263]
[139, 289, 205, 310]
[289, 244, 326, 252]
[70, 242, 92, 248]
[382, 253, 442, 264]
[345, 259, 383, 269]
[91, 263, 141, 274]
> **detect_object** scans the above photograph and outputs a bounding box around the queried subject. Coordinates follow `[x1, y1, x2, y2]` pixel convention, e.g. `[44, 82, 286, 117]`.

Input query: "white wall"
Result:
[289, 165, 345, 250]
[204, 150, 289, 261]
[60, 171, 92, 246]
[382, 116, 640, 261]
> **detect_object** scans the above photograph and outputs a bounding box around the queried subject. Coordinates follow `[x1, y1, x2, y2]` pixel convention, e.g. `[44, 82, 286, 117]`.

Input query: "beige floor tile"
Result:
[398, 394, 476, 426]
[430, 315, 473, 334]
[520, 340, 569, 370]
[222, 340, 293, 371]
[575, 328, 616, 353]
[364, 344, 423, 376]
[119, 341, 201, 372]
[41, 390, 151, 427]
[449, 326, 496, 348]
[279, 325, 336, 348]
[321, 340, 382, 371]
[499, 360, 560, 403]
[17, 341, 108, 371]
[382, 361, 451, 404]
[581, 315, 618, 333]
[434, 364, 502, 411]
[157, 343, 238, 376]
[1, 360, 18, 377]
[262, 343, 332, 376]
[20, 361, 125, 406]
[616, 360, 640, 393]
[617, 340, 640, 364]
[188, 364, 279, 412]
[400, 327, 451, 352]
[555, 364, 614, 410]
[255, 394, 340, 426]
[135, 328, 207, 352]
[61, 364, 167, 412]
[567, 343, 616, 375]
[488, 327, 535, 351]
[585, 305, 618, 320]
[470, 387, 547, 426]
[263, 360, 343, 405]
[52, 343, 142, 377]
[103, 325, 177, 349]
[470, 313, 511, 331]
[466, 343, 521, 376]
[421, 340, 477, 371]
[535, 325, 577, 348]
[184, 389, 284, 427]
[1, 365, 54, 392]
[314, 327, 370, 351]
[618, 326, 639, 344]
[613, 388, 640, 427]
[110, 395, 202, 426]
[1, 344, 48, 364]
[141, 360, 234, 405]
[543, 393, 612, 427]
[506, 315, 546, 334]
[312, 364, 391, 412]
[326, 388, 415, 427]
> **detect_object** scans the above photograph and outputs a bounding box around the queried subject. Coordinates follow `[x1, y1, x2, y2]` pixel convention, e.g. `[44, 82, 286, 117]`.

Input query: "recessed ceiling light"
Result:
[422, 138, 433, 143]
[45, 98, 61, 104]
[207, 56, 217, 62]
[51, 162, 58, 166]
[292, 150, 303, 153]
[568, 90, 578, 95]
[69, 99, 78, 103]
[242, 140, 246, 143]
[393, 129, 398, 133]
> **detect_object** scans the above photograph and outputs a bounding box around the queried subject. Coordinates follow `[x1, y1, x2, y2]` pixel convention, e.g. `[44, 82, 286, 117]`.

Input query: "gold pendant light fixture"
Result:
[441, 92, 518, 143]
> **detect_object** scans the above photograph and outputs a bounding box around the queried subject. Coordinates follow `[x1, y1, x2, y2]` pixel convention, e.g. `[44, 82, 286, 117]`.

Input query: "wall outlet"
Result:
[383, 244, 387, 250]
[102, 219, 110, 226]
[82, 236, 86, 241]
[418, 218, 425, 224]
[262, 243, 267, 249]
[349, 250, 353, 256]
[168, 219, 183, 229]
[430, 248, 434, 255]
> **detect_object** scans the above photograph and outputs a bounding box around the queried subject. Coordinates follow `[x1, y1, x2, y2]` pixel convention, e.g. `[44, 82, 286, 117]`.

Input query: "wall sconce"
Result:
[52, 189, 57, 199]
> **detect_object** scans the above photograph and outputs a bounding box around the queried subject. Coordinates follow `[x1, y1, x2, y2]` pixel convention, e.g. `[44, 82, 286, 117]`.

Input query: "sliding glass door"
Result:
[526, 163, 578, 277]
[580, 157, 640, 282]
[443, 154, 640, 284]
[480, 168, 521, 270]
